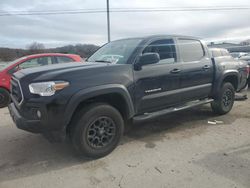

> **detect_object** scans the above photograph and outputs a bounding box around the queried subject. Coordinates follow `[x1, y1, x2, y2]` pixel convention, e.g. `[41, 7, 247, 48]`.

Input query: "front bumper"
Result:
[8, 103, 42, 133]
[8, 102, 66, 142]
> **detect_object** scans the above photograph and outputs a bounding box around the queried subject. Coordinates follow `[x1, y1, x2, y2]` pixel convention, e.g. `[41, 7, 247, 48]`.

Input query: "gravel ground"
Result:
[0, 92, 249, 188]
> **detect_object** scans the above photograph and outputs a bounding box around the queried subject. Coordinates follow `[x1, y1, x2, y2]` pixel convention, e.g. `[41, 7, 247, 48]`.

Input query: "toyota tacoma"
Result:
[8, 35, 246, 158]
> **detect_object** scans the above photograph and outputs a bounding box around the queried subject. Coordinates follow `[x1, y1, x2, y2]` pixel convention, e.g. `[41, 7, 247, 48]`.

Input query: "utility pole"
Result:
[106, 0, 111, 42]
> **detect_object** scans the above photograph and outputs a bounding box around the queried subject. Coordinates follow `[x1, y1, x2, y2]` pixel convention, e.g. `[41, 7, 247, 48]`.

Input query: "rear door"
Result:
[177, 38, 213, 102]
[134, 38, 182, 114]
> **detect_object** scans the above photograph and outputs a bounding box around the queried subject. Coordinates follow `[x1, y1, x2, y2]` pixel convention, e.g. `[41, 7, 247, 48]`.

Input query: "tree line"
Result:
[0, 42, 100, 62]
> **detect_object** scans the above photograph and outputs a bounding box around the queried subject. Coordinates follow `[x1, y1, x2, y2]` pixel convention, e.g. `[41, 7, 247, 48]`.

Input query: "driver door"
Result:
[134, 38, 182, 114]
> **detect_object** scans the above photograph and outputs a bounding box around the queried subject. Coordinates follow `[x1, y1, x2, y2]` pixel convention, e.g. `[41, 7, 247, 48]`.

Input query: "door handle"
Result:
[203, 65, 210, 70]
[170, 68, 181, 74]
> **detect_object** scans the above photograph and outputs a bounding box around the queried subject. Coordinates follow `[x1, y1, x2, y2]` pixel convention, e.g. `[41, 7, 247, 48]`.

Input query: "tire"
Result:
[0, 88, 10, 108]
[70, 103, 124, 158]
[211, 82, 235, 115]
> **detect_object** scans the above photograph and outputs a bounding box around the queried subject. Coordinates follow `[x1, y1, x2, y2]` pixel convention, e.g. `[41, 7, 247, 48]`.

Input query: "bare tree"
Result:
[240, 39, 250, 46]
[0, 43, 99, 61]
[27, 42, 45, 54]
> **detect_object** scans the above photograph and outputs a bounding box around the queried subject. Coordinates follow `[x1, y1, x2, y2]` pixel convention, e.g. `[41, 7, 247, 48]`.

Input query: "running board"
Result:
[133, 98, 214, 122]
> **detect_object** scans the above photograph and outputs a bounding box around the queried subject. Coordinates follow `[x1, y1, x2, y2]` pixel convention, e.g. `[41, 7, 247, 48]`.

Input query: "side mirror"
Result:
[135, 53, 160, 70]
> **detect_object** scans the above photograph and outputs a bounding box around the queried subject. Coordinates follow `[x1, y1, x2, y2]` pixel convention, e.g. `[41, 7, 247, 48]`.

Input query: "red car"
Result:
[0, 53, 82, 108]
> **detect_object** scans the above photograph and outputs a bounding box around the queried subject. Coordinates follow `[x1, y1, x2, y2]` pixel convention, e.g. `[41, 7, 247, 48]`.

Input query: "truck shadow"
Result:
[0, 105, 239, 183]
[195, 144, 250, 187]
[124, 105, 237, 147]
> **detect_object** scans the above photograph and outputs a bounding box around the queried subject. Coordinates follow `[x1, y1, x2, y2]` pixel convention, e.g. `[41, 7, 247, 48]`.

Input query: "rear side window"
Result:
[56, 56, 73, 64]
[143, 39, 177, 64]
[178, 39, 205, 62]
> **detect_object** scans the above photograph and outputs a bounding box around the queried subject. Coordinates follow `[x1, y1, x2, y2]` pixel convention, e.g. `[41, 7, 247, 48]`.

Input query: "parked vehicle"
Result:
[210, 48, 249, 90]
[8, 35, 246, 158]
[230, 52, 248, 59]
[239, 54, 250, 86]
[0, 53, 82, 108]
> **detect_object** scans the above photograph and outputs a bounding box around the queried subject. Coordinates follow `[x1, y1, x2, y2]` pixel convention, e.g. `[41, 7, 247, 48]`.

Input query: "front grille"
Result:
[11, 78, 23, 104]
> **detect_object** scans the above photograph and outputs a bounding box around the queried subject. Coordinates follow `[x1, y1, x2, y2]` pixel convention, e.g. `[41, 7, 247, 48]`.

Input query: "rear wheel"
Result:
[211, 82, 235, 115]
[70, 103, 124, 158]
[0, 88, 10, 108]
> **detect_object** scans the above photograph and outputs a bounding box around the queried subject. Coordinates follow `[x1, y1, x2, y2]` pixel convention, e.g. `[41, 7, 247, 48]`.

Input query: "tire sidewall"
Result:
[72, 104, 124, 158]
[220, 83, 235, 113]
[212, 82, 235, 114]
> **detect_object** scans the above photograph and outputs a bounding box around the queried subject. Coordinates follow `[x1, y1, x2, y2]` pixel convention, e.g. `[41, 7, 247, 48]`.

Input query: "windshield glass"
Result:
[0, 56, 27, 71]
[87, 38, 142, 64]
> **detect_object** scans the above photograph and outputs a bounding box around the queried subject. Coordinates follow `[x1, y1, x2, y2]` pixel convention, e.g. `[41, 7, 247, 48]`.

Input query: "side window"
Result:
[19, 57, 52, 69]
[47, 57, 53, 65]
[178, 39, 205, 62]
[143, 39, 177, 64]
[56, 56, 73, 64]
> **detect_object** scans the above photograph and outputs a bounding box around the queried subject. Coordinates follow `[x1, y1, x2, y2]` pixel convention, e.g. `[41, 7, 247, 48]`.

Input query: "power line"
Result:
[0, 8, 101, 13]
[115, 7, 250, 12]
[1, 7, 250, 16]
[0, 6, 249, 13]
[0, 10, 106, 16]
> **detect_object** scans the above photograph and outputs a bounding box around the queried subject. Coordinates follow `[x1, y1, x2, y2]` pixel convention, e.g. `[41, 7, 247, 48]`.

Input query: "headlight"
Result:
[29, 81, 69, 96]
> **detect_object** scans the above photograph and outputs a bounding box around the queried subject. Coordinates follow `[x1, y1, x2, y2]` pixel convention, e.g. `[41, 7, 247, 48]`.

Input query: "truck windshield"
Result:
[87, 38, 142, 64]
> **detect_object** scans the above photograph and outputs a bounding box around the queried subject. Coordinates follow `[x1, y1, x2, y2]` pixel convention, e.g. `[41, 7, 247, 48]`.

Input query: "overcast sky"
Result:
[0, 0, 250, 48]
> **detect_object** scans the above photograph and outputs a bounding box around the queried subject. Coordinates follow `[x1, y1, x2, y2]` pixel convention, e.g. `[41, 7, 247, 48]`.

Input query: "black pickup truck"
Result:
[8, 35, 247, 158]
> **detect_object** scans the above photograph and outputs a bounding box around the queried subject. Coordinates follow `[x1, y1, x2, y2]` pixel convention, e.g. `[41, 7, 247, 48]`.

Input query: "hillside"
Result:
[0, 43, 100, 62]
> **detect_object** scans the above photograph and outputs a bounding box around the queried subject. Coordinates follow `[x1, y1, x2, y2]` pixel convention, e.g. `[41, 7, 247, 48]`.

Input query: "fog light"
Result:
[37, 110, 42, 118]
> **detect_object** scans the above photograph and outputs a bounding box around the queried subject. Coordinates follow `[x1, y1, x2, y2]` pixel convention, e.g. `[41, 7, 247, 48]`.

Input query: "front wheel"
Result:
[70, 103, 124, 158]
[0, 88, 10, 108]
[211, 82, 235, 115]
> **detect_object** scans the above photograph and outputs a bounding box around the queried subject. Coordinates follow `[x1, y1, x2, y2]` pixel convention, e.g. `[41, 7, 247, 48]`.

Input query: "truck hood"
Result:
[18, 62, 107, 75]
[13, 62, 109, 80]
[13, 61, 133, 98]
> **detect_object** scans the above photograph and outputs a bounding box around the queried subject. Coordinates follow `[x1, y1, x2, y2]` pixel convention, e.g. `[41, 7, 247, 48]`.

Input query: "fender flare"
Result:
[62, 84, 135, 128]
[213, 70, 239, 96]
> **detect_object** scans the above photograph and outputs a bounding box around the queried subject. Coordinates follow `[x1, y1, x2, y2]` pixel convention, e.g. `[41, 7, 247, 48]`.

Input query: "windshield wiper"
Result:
[94, 60, 112, 63]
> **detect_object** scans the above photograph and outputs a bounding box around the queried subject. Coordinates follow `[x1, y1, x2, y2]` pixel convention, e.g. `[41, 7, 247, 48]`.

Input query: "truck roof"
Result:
[144, 34, 201, 40]
[115, 34, 201, 41]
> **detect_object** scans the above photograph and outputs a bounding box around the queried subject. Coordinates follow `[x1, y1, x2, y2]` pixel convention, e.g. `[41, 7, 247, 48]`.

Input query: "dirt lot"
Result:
[0, 92, 250, 188]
